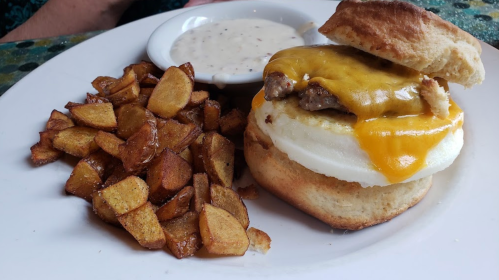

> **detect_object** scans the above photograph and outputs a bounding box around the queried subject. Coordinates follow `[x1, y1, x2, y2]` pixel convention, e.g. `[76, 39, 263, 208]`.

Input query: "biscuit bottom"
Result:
[244, 111, 432, 230]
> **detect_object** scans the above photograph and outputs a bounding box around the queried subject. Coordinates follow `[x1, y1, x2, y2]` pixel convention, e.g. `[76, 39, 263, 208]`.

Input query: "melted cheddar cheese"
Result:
[264, 45, 427, 119]
[257, 45, 464, 184]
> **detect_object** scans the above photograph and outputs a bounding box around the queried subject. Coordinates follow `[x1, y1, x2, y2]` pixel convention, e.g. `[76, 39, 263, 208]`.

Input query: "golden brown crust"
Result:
[319, 0, 484, 87]
[244, 111, 432, 230]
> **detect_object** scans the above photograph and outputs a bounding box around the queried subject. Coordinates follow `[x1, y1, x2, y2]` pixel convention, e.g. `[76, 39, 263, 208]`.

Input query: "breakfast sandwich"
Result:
[244, 0, 484, 230]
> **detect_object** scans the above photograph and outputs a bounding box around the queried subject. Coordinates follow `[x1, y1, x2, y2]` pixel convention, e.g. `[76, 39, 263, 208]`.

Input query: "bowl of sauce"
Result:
[147, 1, 326, 89]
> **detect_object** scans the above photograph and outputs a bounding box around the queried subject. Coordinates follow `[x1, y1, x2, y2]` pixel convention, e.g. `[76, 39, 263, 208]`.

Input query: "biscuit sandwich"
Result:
[244, 0, 484, 230]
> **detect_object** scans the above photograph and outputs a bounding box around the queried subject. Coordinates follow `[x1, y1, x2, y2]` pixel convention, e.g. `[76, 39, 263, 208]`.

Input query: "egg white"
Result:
[254, 97, 464, 187]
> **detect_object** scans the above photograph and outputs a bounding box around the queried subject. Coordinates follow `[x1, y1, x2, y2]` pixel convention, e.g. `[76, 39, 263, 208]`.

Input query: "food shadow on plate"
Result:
[84, 204, 147, 252]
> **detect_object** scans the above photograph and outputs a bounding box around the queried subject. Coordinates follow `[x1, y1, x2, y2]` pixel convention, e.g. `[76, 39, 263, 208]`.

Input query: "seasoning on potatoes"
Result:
[199, 203, 249, 256]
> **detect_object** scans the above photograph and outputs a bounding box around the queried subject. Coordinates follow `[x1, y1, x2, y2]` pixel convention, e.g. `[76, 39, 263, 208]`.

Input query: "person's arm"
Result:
[0, 0, 135, 43]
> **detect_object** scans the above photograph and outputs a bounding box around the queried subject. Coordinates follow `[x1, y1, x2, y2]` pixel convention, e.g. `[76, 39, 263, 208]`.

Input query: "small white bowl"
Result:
[147, 1, 326, 86]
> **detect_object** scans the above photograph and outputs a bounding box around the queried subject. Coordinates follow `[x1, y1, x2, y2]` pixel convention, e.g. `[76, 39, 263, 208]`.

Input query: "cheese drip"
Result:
[264, 45, 426, 119]
[354, 100, 463, 183]
[257, 45, 465, 184]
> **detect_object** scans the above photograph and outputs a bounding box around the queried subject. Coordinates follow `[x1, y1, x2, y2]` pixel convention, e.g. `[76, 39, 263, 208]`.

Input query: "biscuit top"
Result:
[318, 0, 485, 88]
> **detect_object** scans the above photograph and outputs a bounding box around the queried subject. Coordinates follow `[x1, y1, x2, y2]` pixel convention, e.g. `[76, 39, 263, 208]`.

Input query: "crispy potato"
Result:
[199, 203, 249, 256]
[53, 126, 99, 158]
[202, 132, 235, 188]
[92, 191, 121, 226]
[203, 100, 221, 131]
[100, 176, 149, 215]
[92, 76, 117, 96]
[46, 110, 74, 131]
[107, 79, 140, 107]
[102, 164, 129, 188]
[65, 160, 102, 201]
[178, 147, 193, 165]
[123, 61, 163, 81]
[106, 68, 137, 95]
[220, 108, 247, 136]
[210, 184, 249, 229]
[147, 66, 193, 119]
[156, 119, 202, 154]
[116, 104, 156, 139]
[30, 130, 63, 166]
[178, 147, 193, 166]
[176, 107, 203, 128]
[191, 173, 210, 213]
[94, 130, 125, 159]
[247, 227, 271, 254]
[189, 133, 206, 174]
[45, 119, 75, 133]
[187, 90, 209, 107]
[83, 150, 114, 179]
[32, 110, 73, 165]
[135, 88, 154, 107]
[237, 184, 259, 200]
[178, 62, 195, 84]
[146, 149, 192, 204]
[69, 103, 117, 131]
[161, 211, 202, 259]
[86, 93, 109, 104]
[119, 121, 157, 173]
[31, 58, 253, 259]
[155, 186, 194, 222]
[139, 87, 154, 97]
[139, 73, 159, 88]
[118, 202, 166, 249]
[64, 102, 81, 110]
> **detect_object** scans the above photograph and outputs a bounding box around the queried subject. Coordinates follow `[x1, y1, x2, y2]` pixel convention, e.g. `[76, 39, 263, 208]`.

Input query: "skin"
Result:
[0, 0, 237, 43]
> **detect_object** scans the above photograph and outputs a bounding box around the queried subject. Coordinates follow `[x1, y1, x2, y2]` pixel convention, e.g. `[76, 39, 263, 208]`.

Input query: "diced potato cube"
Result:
[146, 149, 192, 204]
[199, 203, 249, 256]
[70, 103, 117, 131]
[30, 130, 63, 166]
[187, 90, 209, 107]
[92, 191, 120, 226]
[161, 211, 202, 259]
[210, 184, 249, 229]
[147, 66, 192, 119]
[118, 202, 166, 249]
[202, 132, 235, 188]
[219, 108, 247, 136]
[156, 119, 201, 154]
[116, 104, 156, 139]
[94, 130, 125, 159]
[191, 173, 210, 213]
[46, 110, 74, 131]
[155, 186, 194, 222]
[100, 176, 149, 215]
[91, 76, 117, 96]
[53, 126, 99, 158]
[203, 100, 221, 131]
[189, 133, 206, 174]
[65, 160, 102, 201]
[107, 80, 140, 107]
[119, 121, 157, 173]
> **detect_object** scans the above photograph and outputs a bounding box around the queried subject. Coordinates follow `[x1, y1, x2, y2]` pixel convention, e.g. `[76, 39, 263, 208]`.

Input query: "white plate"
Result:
[147, 1, 325, 85]
[0, 1, 498, 279]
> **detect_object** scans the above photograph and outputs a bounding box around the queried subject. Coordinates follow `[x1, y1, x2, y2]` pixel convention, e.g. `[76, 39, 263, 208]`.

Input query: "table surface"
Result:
[0, 0, 498, 96]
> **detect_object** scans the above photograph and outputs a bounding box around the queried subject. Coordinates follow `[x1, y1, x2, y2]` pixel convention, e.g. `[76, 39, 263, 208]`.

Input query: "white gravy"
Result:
[170, 18, 306, 77]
